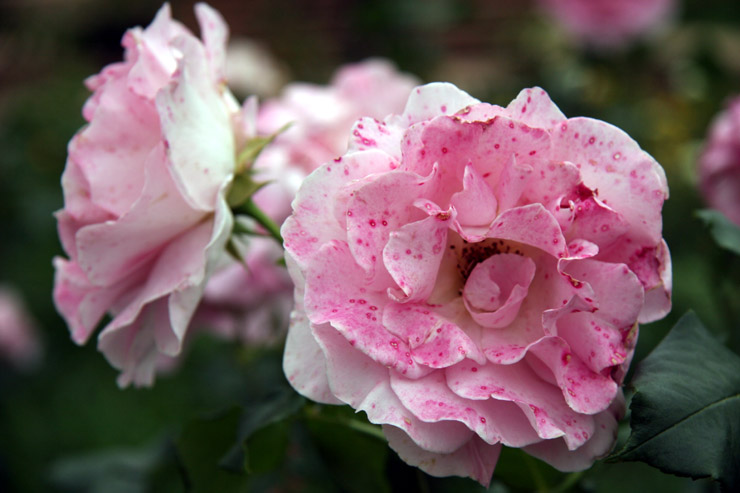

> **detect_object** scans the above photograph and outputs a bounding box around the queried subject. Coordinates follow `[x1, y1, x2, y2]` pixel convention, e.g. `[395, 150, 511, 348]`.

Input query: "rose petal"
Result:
[398, 82, 480, 126]
[446, 359, 595, 449]
[528, 337, 618, 414]
[283, 149, 398, 269]
[551, 118, 668, 246]
[523, 392, 623, 471]
[283, 307, 342, 405]
[451, 163, 498, 228]
[385, 426, 501, 487]
[156, 34, 235, 212]
[304, 241, 429, 378]
[505, 87, 567, 129]
[383, 212, 452, 303]
[464, 254, 536, 328]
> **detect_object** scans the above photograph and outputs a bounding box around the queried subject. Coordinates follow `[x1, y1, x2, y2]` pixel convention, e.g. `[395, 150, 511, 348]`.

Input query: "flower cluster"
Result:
[51, 1, 676, 485]
[282, 83, 671, 484]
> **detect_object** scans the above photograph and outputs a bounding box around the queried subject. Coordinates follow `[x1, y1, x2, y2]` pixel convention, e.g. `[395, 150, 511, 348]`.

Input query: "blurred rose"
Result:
[699, 96, 740, 226]
[537, 0, 675, 49]
[282, 83, 671, 485]
[254, 59, 420, 203]
[192, 233, 293, 344]
[0, 286, 41, 371]
[52, 3, 250, 387]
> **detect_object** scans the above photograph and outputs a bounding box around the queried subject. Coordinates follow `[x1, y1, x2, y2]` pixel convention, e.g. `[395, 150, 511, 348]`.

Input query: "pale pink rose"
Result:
[52, 3, 250, 387]
[0, 286, 42, 370]
[699, 96, 740, 227]
[282, 83, 671, 485]
[538, 0, 675, 48]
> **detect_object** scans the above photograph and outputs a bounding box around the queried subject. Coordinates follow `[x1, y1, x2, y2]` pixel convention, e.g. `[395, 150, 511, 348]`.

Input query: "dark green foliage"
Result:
[612, 312, 740, 490]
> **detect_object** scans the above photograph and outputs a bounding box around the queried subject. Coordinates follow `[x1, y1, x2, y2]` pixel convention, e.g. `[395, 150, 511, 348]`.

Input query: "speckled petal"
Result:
[528, 337, 618, 414]
[551, 118, 668, 246]
[397, 82, 479, 126]
[304, 241, 429, 378]
[346, 171, 431, 274]
[487, 204, 567, 258]
[446, 359, 595, 449]
[283, 150, 397, 269]
[385, 425, 501, 487]
[194, 3, 228, 85]
[505, 87, 567, 129]
[383, 213, 452, 303]
[391, 371, 541, 447]
[523, 393, 623, 471]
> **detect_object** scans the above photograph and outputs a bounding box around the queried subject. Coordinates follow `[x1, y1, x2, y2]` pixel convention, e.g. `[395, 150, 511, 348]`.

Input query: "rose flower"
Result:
[282, 83, 671, 485]
[698, 95, 740, 227]
[53, 3, 248, 387]
[537, 0, 675, 49]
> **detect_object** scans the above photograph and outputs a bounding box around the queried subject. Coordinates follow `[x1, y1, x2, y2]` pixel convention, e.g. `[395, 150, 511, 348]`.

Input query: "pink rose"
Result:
[0, 286, 42, 370]
[699, 96, 740, 226]
[537, 0, 675, 48]
[282, 83, 671, 485]
[52, 3, 248, 387]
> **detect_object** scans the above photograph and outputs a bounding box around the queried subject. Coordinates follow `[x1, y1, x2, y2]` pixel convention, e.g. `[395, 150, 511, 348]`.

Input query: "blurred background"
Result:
[1, 0, 739, 491]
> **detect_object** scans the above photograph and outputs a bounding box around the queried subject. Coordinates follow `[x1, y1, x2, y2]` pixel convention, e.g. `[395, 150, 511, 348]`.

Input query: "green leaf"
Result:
[243, 419, 291, 474]
[226, 173, 268, 209]
[696, 209, 740, 255]
[304, 405, 390, 493]
[49, 439, 182, 493]
[611, 312, 740, 490]
[176, 407, 249, 493]
[220, 389, 305, 472]
[493, 447, 569, 492]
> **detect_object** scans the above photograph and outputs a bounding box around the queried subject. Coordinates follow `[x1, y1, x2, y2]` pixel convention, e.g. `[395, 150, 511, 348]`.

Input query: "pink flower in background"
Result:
[538, 0, 675, 48]
[0, 286, 41, 370]
[53, 3, 247, 387]
[283, 83, 671, 484]
[699, 96, 740, 226]
[192, 234, 293, 344]
[253, 59, 420, 212]
[188, 59, 419, 346]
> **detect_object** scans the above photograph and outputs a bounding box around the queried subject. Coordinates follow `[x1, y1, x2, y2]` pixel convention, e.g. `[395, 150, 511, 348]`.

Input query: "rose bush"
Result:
[283, 83, 671, 484]
[699, 95, 740, 226]
[537, 0, 675, 48]
[52, 3, 249, 386]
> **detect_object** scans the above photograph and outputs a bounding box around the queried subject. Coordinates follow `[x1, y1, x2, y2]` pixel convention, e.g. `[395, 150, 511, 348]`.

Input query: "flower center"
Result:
[452, 238, 525, 282]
